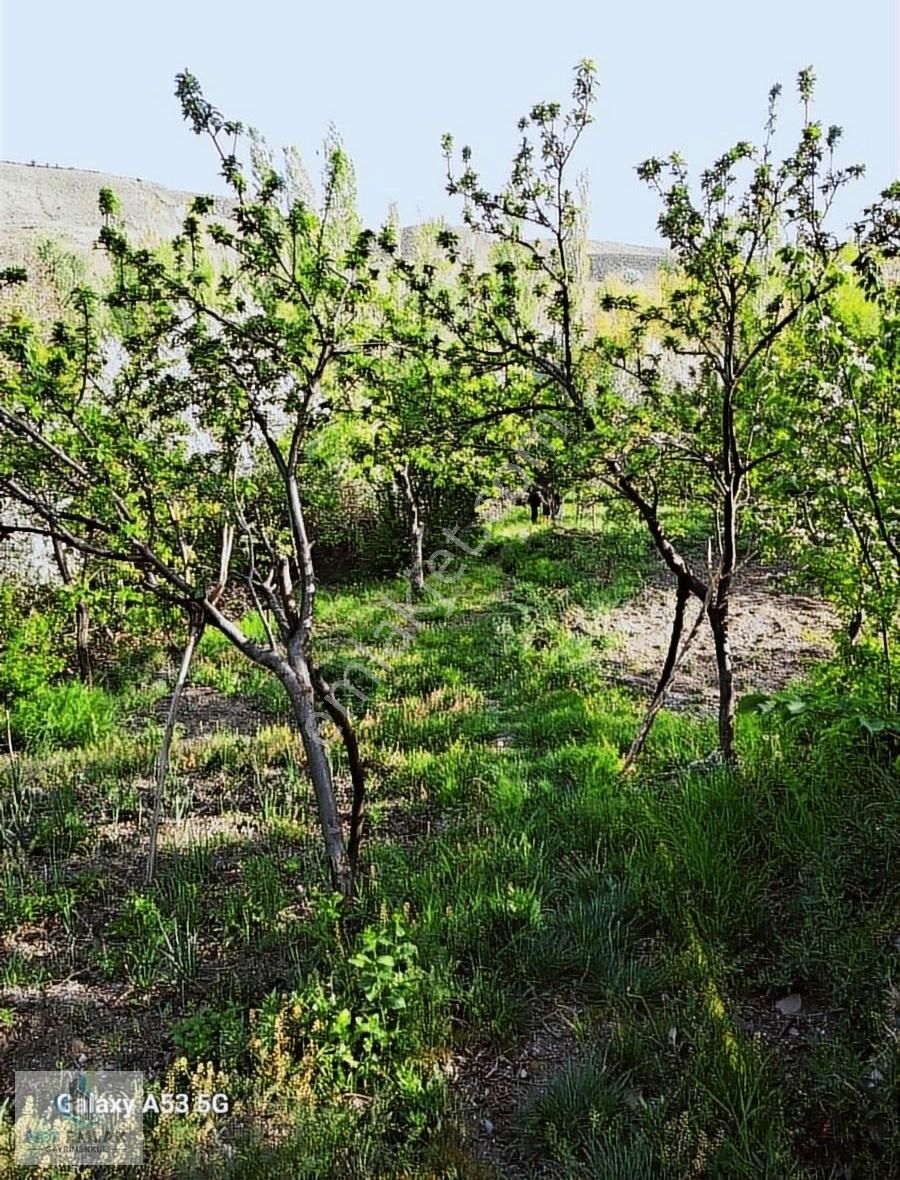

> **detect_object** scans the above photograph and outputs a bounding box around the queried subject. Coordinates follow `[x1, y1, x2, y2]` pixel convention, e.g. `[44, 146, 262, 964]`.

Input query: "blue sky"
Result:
[1, 0, 897, 245]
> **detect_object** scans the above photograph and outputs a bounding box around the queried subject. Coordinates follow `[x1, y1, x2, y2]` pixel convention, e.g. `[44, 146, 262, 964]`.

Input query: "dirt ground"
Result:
[151, 683, 270, 739]
[452, 994, 593, 1178]
[596, 564, 838, 711]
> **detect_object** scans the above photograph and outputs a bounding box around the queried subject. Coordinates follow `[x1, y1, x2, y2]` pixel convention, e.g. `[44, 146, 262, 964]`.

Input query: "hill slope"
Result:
[1, 160, 666, 283]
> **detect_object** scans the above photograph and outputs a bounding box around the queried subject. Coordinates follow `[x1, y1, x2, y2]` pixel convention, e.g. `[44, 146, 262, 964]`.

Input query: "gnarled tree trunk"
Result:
[282, 646, 353, 897]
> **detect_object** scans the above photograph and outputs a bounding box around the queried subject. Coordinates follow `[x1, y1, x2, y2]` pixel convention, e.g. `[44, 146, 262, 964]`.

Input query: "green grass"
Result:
[0, 514, 897, 1177]
[6, 680, 123, 749]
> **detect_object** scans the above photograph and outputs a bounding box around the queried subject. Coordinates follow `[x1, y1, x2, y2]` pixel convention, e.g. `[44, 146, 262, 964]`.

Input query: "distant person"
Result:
[527, 485, 543, 524]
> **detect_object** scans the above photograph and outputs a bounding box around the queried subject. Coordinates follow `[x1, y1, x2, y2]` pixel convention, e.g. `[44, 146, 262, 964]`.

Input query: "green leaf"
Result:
[737, 692, 773, 715]
[858, 718, 887, 735]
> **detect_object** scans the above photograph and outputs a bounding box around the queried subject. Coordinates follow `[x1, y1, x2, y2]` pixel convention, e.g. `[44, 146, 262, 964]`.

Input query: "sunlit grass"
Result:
[0, 517, 897, 1176]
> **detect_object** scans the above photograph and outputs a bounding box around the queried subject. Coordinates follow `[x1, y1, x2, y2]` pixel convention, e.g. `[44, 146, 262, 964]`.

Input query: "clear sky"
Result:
[1, 0, 897, 245]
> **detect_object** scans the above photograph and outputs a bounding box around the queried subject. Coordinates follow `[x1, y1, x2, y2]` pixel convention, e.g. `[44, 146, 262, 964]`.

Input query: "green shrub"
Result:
[171, 1002, 247, 1069]
[0, 585, 65, 702]
[9, 681, 119, 749]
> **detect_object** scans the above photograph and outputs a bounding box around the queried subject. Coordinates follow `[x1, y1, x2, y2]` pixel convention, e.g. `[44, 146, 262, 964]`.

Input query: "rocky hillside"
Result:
[1, 161, 666, 284]
[0, 161, 234, 269]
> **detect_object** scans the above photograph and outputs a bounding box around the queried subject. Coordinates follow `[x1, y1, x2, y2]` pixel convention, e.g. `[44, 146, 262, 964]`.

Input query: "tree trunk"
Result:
[313, 666, 366, 874]
[283, 650, 353, 898]
[708, 597, 736, 763]
[623, 577, 692, 771]
[144, 527, 235, 886]
[281, 462, 356, 896]
[51, 536, 92, 685]
[397, 464, 425, 595]
[145, 615, 203, 886]
[714, 355, 740, 764]
[196, 505, 357, 897]
[74, 600, 92, 685]
[604, 459, 746, 761]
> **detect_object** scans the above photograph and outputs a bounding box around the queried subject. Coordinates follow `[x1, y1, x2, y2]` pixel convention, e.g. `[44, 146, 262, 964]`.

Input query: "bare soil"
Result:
[597, 564, 838, 711]
[152, 684, 271, 739]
